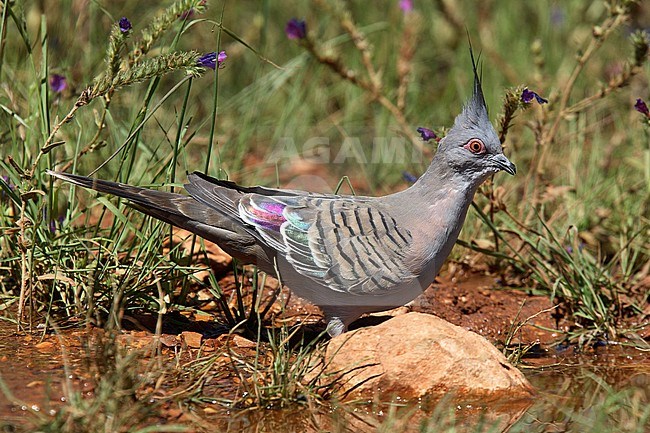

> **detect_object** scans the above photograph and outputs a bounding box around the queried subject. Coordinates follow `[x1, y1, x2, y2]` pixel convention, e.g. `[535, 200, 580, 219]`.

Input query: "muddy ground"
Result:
[0, 253, 648, 431]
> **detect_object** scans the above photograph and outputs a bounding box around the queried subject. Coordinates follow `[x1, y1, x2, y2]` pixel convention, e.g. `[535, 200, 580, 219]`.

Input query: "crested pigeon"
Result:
[48, 53, 515, 337]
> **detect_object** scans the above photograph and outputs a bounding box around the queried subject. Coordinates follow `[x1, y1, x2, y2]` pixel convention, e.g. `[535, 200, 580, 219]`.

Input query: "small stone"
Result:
[232, 335, 257, 348]
[180, 331, 203, 348]
[320, 312, 534, 402]
[34, 341, 54, 350]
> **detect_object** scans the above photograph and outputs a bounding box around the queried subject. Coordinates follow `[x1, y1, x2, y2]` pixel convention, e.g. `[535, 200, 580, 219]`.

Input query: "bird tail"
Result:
[48, 170, 199, 224]
[47, 170, 265, 264]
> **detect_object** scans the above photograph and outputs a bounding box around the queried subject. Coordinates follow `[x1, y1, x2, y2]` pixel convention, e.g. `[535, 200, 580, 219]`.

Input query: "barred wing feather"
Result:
[239, 194, 416, 295]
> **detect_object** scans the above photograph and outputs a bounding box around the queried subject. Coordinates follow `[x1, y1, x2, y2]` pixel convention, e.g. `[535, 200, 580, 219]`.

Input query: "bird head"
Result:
[437, 50, 516, 182]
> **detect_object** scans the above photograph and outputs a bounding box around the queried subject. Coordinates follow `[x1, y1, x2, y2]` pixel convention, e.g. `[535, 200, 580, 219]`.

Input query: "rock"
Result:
[321, 312, 534, 402]
[232, 335, 257, 348]
[180, 331, 203, 348]
[34, 341, 55, 351]
[160, 334, 181, 347]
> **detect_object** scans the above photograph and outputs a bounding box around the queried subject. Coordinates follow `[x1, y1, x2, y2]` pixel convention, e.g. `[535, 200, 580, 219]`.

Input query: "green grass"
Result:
[0, 0, 649, 430]
[1, 0, 647, 342]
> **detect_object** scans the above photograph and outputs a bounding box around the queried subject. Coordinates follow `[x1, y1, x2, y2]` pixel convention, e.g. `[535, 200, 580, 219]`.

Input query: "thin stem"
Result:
[28, 93, 89, 179]
[542, 15, 622, 149]
[526, 11, 627, 222]
[305, 41, 427, 154]
[17, 199, 28, 330]
[59, 98, 111, 173]
[89, 75, 192, 176]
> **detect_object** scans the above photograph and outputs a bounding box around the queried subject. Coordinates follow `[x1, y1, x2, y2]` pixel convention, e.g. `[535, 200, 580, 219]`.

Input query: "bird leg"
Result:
[325, 317, 347, 337]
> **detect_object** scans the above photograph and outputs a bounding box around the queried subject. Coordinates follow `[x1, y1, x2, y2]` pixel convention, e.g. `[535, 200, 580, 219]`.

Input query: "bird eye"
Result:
[465, 139, 486, 154]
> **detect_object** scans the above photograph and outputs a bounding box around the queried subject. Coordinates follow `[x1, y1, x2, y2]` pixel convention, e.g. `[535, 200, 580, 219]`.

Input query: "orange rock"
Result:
[160, 334, 181, 347]
[232, 335, 257, 349]
[321, 312, 535, 403]
[34, 341, 55, 350]
[180, 331, 203, 348]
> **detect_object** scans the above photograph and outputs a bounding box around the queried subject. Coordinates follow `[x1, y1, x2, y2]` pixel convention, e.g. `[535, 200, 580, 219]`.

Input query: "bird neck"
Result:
[383, 151, 485, 224]
[414, 152, 482, 203]
[383, 152, 480, 233]
[380, 153, 481, 286]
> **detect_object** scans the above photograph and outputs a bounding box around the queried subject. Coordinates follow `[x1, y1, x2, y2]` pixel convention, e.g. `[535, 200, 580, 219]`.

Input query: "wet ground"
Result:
[0, 267, 648, 432]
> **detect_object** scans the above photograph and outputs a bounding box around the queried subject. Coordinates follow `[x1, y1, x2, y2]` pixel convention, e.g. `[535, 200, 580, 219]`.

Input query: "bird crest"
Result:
[468, 44, 488, 118]
[434, 41, 509, 167]
[439, 43, 495, 151]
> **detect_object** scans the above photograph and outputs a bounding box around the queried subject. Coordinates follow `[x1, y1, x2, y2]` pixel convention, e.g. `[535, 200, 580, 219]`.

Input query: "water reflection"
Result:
[203, 349, 649, 433]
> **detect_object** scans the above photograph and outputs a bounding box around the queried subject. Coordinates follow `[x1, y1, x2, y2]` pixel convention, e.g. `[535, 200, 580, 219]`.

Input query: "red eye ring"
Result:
[464, 139, 486, 154]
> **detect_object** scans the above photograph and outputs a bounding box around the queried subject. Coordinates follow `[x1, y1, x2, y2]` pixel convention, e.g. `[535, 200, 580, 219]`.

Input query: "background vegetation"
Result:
[0, 0, 648, 431]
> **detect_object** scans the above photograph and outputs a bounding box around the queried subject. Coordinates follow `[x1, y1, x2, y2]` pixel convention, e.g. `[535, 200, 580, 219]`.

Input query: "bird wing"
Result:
[238, 194, 417, 295]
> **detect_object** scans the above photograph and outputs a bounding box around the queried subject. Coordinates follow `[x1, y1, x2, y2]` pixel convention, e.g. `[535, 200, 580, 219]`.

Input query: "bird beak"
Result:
[492, 154, 517, 175]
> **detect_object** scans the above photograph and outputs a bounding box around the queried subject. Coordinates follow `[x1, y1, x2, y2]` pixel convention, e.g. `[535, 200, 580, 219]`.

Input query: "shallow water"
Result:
[0, 317, 648, 432]
[0, 322, 67, 420]
[196, 344, 650, 432]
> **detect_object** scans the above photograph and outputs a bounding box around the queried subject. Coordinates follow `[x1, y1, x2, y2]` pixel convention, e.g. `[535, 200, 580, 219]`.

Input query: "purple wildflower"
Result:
[634, 98, 649, 117]
[197, 52, 216, 69]
[1, 175, 14, 190]
[416, 127, 438, 142]
[564, 243, 585, 255]
[197, 51, 227, 70]
[48, 215, 65, 234]
[1, 176, 15, 201]
[285, 19, 307, 40]
[402, 171, 417, 184]
[119, 17, 132, 33]
[399, 0, 413, 12]
[521, 88, 548, 105]
[49, 74, 67, 93]
[550, 6, 565, 27]
[217, 50, 227, 66]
